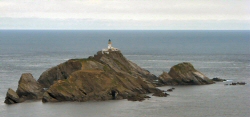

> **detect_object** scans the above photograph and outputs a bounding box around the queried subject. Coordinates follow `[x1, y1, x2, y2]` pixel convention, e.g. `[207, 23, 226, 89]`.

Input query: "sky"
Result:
[0, 0, 249, 30]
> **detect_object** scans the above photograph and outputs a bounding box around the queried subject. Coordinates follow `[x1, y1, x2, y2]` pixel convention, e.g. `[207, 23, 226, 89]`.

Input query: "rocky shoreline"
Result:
[5, 50, 214, 104]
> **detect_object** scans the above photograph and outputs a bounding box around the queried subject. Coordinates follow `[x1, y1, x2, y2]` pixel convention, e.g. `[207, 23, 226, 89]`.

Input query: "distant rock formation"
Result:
[4, 50, 215, 104]
[160, 62, 213, 85]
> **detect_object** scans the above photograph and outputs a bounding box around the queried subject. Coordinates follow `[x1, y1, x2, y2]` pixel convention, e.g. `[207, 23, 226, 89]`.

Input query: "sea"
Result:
[0, 30, 249, 117]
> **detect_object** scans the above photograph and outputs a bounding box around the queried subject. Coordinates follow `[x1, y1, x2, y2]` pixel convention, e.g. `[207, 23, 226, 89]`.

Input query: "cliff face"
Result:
[40, 51, 159, 102]
[161, 62, 214, 85]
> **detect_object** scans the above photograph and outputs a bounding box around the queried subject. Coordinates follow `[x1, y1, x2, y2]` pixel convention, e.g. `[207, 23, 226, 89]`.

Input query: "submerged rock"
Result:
[165, 62, 213, 85]
[16, 73, 44, 100]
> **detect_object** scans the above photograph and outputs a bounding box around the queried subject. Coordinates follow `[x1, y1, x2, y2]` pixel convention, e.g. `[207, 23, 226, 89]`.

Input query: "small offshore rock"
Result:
[212, 77, 226, 82]
[4, 88, 23, 104]
[236, 82, 246, 85]
[227, 82, 247, 86]
[167, 62, 214, 85]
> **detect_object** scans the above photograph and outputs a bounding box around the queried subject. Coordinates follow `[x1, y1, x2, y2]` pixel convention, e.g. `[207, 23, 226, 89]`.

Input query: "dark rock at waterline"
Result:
[4, 88, 24, 104]
[165, 62, 214, 85]
[152, 90, 169, 97]
[212, 77, 226, 82]
[226, 82, 247, 85]
[236, 82, 246, 85]
[127, 94, 150, 101]
[16, 73, 44, 100]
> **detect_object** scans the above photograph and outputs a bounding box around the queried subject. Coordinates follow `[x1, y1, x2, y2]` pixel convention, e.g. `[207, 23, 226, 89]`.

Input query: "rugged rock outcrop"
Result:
[163, 62, 213, 85]
[16, 73, 44, 100]
[38, 60, 82, 88]
[41, 51, 161, 102]
[4, 88, 23, 104]
[159, 72, 178, 85]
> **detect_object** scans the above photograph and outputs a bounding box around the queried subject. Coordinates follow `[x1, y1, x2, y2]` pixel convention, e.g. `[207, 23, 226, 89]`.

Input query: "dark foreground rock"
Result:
[4, 88, 23, 104]
[161, 62, 214, 85]
[16, 73, 44, 100]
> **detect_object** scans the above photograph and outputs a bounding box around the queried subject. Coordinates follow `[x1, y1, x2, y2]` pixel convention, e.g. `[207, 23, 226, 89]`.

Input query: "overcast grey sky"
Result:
[1, 0, 249, 30]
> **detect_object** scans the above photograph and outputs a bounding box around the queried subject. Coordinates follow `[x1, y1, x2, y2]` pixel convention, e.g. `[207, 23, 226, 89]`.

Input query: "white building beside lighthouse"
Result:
[102, 39, 119, 54]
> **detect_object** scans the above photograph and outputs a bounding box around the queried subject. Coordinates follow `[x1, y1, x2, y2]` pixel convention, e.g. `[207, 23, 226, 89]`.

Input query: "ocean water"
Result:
[0, 30, 249, 117]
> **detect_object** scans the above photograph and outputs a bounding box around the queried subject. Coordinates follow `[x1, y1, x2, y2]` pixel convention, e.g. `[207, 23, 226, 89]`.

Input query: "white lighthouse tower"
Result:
[108, 39, 112, 49]
[102, 39, 119, 54]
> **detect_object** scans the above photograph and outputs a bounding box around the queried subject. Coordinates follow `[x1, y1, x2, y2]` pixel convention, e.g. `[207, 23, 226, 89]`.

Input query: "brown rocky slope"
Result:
[40, 50, 160, 102]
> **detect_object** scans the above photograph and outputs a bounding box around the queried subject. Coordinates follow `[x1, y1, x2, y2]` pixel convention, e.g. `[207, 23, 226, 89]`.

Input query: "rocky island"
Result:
[4, 40, 213, 104]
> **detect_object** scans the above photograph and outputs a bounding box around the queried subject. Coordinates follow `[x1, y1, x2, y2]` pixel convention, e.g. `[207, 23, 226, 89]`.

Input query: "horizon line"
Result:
[1, 29, 249, 31]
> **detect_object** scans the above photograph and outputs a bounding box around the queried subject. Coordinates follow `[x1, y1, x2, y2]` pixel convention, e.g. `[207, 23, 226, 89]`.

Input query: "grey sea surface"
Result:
[0, 30, 249, 117]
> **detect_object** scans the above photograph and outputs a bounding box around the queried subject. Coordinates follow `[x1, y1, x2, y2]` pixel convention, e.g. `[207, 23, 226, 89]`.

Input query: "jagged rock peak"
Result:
[4, 88, 23, 104]
[16, 73, 44, 100]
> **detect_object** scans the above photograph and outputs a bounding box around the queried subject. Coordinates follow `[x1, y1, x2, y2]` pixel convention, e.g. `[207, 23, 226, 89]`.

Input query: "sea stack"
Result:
[160, 62, 213, 85]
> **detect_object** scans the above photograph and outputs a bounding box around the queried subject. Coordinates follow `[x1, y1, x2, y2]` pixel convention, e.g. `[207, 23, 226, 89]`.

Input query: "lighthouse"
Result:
[102, 39, 119, 54]
[108, 39, 112, 49]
